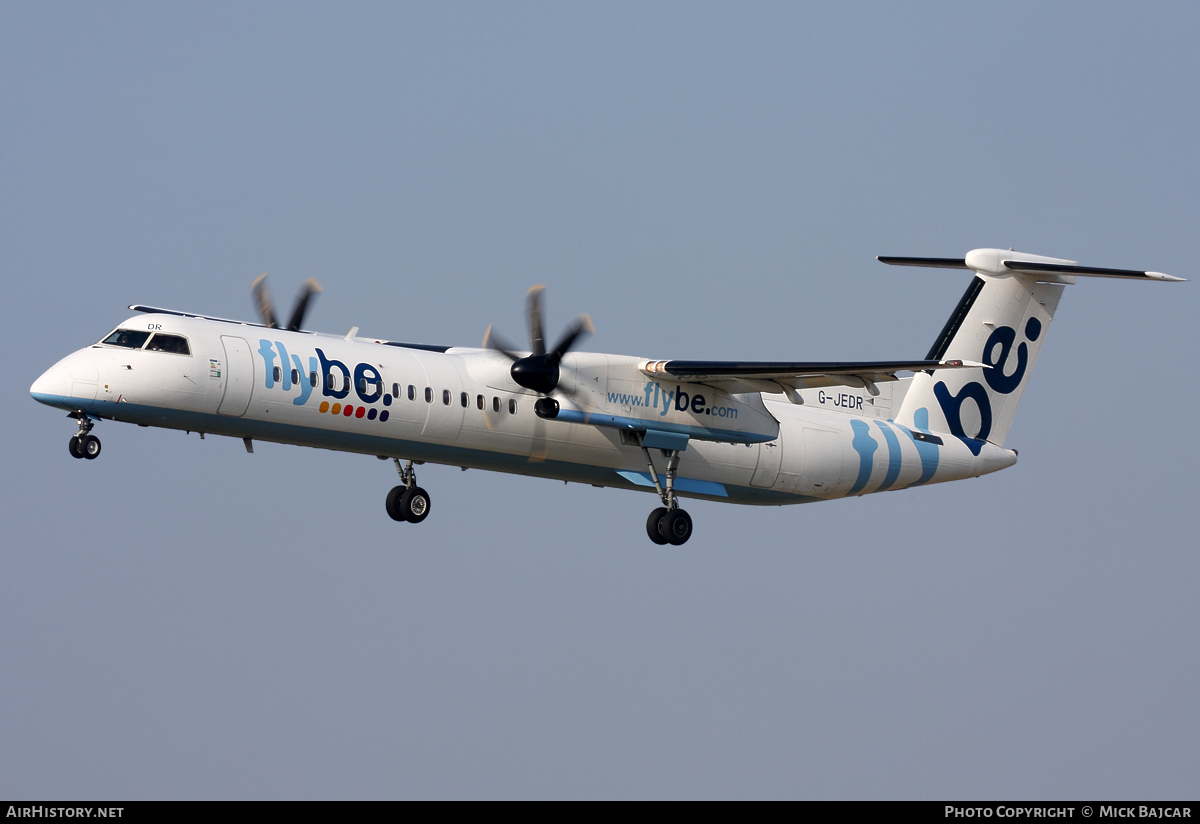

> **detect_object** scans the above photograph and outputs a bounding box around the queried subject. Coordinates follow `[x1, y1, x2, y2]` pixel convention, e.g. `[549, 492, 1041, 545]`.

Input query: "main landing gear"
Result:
[641, 446, 693, 546]
[67, 411, 101, 460]
[385, 458, 431, 524]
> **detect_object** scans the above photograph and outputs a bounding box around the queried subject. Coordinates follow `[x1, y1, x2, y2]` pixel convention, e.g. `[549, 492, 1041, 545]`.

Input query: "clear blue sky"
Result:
[2, 2, 1197, 799]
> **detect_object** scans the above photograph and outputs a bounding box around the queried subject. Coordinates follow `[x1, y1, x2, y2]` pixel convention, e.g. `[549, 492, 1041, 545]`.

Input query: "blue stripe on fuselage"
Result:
[552, 408, 773, 444]
[873, 420, 903, 491]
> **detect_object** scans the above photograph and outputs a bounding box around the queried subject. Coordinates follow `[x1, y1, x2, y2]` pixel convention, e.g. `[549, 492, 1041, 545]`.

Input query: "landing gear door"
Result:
[217, 336, 254, 417]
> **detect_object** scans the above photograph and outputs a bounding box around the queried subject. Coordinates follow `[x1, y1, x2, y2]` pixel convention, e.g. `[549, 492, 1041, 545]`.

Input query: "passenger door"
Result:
[217, 336, 254, 416]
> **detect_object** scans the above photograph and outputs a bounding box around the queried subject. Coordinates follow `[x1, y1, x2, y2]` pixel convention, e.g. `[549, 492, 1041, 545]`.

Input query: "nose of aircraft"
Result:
[30, 351, 97, 408]
[30, 364, 72, 405]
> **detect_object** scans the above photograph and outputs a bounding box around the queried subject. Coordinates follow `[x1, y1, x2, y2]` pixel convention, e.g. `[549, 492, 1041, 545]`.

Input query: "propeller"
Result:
[484, 285, 594, 395]
[251, 274, 323, 331]
[484, 285, 594, 461]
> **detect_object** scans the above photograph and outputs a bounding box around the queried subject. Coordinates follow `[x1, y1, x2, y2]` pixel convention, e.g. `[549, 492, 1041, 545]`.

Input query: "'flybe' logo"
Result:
[933, 316, 1042, 454]
[257, 340, 392, 422]
[606, 382, 740, 419]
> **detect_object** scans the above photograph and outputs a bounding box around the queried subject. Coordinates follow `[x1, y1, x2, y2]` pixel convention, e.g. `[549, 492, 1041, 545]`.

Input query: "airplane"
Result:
[29, 248, 1184, 545]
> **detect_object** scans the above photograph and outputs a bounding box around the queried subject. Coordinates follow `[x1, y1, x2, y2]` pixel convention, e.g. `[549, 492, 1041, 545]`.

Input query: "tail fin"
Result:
[887, 248, 1184, 453]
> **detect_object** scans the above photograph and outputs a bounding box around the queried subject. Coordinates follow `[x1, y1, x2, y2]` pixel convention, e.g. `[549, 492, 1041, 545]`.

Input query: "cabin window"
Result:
[408, 385, 415, 401]
[442, 389, 451, 405]
[291, 369, 300, 385]
[492, 396, 500, 412]
[460, 392, 468, 408]
[352, 377, 379, 395]
[273, 366, 281, 382]
[477, 394, 484, 410]
[392, 383, 399, 398]
[425, 387, 432, 403]
[145, 333, 191, 355]
[325, 372, 337, 391]
[310, 371, 317, 388]
[509, 398, 517, 415]
[101, 329, 151, 349]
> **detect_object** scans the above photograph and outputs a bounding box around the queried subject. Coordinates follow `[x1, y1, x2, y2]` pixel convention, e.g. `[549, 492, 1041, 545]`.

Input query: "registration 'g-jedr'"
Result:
[31, 249, 1184, 544]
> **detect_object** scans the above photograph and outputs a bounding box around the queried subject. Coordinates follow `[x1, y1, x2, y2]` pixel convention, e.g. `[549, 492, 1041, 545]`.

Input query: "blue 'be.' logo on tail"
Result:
[933, 317, 1041, 454]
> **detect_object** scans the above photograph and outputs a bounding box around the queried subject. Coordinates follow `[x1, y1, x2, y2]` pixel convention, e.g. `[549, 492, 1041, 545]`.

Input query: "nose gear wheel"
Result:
[67, 412, 100, 460]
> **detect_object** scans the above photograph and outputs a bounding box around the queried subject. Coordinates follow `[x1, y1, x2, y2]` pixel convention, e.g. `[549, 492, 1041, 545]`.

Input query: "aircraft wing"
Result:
[640, 357, 978, 399]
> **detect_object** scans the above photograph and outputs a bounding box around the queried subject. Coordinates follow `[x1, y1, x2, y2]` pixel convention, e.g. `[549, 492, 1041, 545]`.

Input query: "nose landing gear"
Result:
[67, 412, 100, 460]
[641, 446, 693, 545]
[385, 458, 431, 524]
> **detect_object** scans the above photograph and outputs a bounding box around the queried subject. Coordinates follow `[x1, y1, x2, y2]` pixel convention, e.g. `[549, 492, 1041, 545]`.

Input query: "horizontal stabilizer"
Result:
[1002, 260, 1186, 282]
[877, 256, 969, 269]
[878, 249, 1186, 282]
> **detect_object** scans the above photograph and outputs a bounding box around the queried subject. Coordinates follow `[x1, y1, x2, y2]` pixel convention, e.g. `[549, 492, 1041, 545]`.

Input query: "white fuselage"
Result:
[31, 313, 1017, 505]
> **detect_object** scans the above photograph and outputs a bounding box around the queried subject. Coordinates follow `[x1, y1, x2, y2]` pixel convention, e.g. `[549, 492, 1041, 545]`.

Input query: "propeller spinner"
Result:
[251, 274, 323, 332]
[484, 285, 594, 397]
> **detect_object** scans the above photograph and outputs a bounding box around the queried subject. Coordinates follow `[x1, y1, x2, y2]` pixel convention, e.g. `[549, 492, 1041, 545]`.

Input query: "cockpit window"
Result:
[101, 329, 152, 349]
[145, 333, 191, 356]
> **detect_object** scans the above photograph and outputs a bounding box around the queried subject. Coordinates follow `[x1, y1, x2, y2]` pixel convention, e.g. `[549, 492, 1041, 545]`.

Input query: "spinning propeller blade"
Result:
[550, 314, 594, 360]
[482, 286, 595, 459]
[526, 285, 547, 357]
[484, 286, 593, 395]
[252, 274, 323, 331]
[251, 274, 278, 329]
[285, 278, 322, 332]
[482, 325, 522, 362]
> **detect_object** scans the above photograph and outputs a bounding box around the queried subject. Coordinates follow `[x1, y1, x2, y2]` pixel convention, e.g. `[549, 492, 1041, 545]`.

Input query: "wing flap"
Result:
[643, 358, 976, 380]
